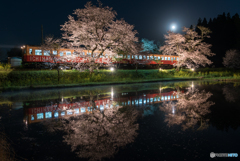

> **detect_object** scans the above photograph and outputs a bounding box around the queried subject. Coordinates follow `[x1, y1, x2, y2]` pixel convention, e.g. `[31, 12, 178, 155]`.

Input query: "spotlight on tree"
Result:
[191, 68, 194, 71]
[110, 67, 114, 71]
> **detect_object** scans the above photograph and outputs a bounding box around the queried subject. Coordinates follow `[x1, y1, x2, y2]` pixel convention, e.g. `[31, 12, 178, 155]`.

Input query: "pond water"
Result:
[0, 81, 240, 161]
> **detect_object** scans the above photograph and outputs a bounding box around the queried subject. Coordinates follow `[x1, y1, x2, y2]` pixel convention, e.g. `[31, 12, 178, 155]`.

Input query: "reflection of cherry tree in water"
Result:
[160, 88, 214, 131]
[42, 95, 139, 161]
[222, 84, 240, 103]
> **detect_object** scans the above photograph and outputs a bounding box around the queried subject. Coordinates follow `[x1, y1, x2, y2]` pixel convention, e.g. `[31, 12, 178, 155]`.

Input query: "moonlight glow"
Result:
[172, 25, 176, 29]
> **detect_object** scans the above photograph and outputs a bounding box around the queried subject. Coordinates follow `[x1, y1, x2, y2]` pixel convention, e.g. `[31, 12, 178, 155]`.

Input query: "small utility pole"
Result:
[41, 25, 43, 45]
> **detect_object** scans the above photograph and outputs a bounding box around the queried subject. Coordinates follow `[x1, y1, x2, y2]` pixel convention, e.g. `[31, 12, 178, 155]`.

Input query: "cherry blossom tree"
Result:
[160, 26, 215, 70]
[160, 87, 214, 131]
[42, 96, 139, 161]
[63, 105, 139, 160]
[222, 84, 240, 102]
[41, 36, 86, 82]
[61, 1, 138, 73]
[222, 49, 240, 68]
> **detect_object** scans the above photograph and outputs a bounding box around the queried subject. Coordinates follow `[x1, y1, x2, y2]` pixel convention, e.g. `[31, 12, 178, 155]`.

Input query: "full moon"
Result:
[172, 25, 176, 29]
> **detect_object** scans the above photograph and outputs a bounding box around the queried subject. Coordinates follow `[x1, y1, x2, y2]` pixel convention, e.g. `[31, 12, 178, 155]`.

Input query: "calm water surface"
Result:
[0, 81, 240, 161]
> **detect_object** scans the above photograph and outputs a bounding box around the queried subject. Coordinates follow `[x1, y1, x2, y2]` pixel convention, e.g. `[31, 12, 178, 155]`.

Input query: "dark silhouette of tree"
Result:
[196, 12, 240, 67]
[202, 17, 208, 27]
[189, 25, 193, 30]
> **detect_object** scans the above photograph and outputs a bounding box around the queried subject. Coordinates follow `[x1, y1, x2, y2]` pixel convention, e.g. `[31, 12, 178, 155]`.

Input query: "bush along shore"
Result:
[0, 68, 240, 90]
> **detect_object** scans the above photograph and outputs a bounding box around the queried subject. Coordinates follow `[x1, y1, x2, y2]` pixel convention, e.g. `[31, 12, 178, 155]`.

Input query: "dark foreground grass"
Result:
[0, 132, 16, 161]
[0, 68, 240, 89]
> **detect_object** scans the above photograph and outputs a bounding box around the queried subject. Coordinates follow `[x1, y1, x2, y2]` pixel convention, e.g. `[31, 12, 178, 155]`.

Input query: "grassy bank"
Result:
[0, 68, 240, 89]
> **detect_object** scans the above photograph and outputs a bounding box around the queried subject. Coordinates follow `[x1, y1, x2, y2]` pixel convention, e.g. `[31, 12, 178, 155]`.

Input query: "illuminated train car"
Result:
[22, 45, 179, 68]
[24, 90, 181, 124]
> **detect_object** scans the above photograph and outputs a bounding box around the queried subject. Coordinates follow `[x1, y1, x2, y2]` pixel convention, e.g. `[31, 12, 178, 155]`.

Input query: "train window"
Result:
[93, 53, 98, 57]
[154, 98, 157, 101]
[132, 55, 134, 59]
[75, 109, 79, 114]
[35, 49, 42, 55]
[119, 54, 123, 58]
[143, 55, 146, 59]
[54, 112, 59, 117]
[31, 115, 34, 120]
[158, 97, 160, 101]
[37, 113, 44, 119]
[150, 98, 153, 102]
[168, 96, 170, 100]
[135, 55, 138, 59]
[60, 52, 63, 56]
[139, 99, 142, 104]
[174, 96, 175, 99]
[81, 108, 86, 112]
[82, 52, 85, 55]
[66, 111, 72, 115]
[100, 55, 103, 58]
[176, 95, 179, 98]
[66, 51, 71, 56]
[135, 100, 138, 105]
[147, 56, 149, 60]
[171, 57, 173, 61]
[162, 57, 164, 60]
[127, 55, 130, 59]
[106, 104, 109, 108]
[158, 56, 160, 60]
[144, 99, 146, 104]
[53, 50, 57, 55]
[139, 55, 142, 59]
[87, 52, 91, 56]
[29, 49, 32, 54]
[165, 57, 167, 60]
[154, 56, 157, 60]
[161, 96, 164, 101]
[150, 56, 153, 60]
[171, 95, 173, 99]
[128, 101, 131, 105]
[168, 57, 170, 60]
[45, 112, 52, 118]
[177, 58, 179, 60]
[174, 57, 176, 60]
[165, 96, 167, 100]
[132, 101, 134, 105]
[44, 50, 50, 56]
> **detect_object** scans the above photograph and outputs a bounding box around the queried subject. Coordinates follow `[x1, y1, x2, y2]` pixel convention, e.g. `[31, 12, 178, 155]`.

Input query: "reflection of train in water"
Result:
[24, 89, 181, 124]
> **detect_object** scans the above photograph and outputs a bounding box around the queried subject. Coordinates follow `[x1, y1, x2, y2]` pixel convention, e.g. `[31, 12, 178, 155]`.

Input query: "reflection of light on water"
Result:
[191, 81, 194, 88]
[172, 106, 175, 114]
[111, 87, 114, 100]
[172, 108, 175, 114]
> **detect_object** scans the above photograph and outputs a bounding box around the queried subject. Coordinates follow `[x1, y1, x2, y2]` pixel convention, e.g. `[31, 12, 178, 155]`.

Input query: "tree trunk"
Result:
[58, 69, 59, 84]
[57, 64, 60, 84]
[135, 63, 138, 73]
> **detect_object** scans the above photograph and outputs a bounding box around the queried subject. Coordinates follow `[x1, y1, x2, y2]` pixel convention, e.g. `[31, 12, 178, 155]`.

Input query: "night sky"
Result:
[0, 0, 240, 58]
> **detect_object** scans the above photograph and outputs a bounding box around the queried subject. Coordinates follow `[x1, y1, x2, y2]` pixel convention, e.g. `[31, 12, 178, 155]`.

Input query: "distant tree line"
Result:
[195, 12, 240, 67]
